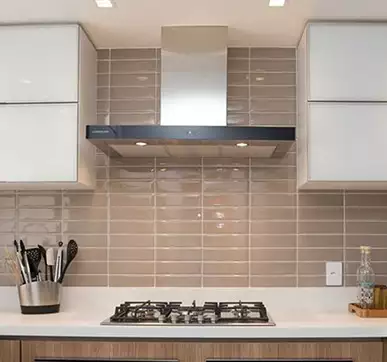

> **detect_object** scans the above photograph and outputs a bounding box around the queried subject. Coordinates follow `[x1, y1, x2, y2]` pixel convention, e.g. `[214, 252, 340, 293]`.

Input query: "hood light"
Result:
[136, 142, 147, 147]
[269, 0, 286, 6]
[95, 0, 114, 8]
[236, 142, 248, 148]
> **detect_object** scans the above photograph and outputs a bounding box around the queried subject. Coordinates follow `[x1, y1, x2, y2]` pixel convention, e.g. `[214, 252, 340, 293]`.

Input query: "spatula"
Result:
[58, 239, 78, 284]
[46, 248, 55, 282]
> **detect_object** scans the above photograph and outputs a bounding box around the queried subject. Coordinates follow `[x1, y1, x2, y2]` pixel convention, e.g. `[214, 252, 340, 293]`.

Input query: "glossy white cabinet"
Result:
[298, 103, 387, 189]
[0, 104, 78, 183]
[0, 25, 97, 189]
[301, 23, 387, 101]
[0, 25, 79, 103]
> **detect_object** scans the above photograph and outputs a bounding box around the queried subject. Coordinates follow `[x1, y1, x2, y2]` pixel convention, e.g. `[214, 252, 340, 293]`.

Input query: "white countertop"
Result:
[0, 287, 386, 339]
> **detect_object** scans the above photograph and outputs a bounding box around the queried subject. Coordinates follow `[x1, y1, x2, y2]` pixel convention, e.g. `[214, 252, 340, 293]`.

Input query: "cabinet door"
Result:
[0, 25, 79, 103]
[308, 103, 387, 182]
[0, 104, 78, 183]
[308, 23, 387, 101]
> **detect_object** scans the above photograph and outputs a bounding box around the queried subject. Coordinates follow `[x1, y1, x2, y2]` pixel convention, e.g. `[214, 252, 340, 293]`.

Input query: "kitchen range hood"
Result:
[87, 26, 295, 158]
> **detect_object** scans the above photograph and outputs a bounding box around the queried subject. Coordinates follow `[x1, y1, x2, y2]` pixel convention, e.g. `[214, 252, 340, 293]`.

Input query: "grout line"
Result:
[153, 157, 157, 287]
[201, 157, 204, 287]
[343, 189, 346, 287]
[106, 48, 112, 287]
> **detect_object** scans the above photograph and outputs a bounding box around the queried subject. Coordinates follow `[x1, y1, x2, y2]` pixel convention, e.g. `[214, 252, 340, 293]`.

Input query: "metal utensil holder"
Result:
[17, 281, 61, 314]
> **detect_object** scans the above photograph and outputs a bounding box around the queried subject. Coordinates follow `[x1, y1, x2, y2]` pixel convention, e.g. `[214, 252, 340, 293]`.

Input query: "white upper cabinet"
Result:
[0, 25, 79, 103]
[0, 104, 78, 183]
[0, 25, 97, 190]
[306, 103, 387, 187]
[304, 23, 387, 101]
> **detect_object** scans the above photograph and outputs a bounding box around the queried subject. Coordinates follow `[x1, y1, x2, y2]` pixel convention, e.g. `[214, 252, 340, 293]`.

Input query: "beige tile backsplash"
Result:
[0, 47, 386, 287]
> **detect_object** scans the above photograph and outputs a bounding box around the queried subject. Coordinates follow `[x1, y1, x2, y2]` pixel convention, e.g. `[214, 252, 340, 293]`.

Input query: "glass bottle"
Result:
[356, 246, 375, 309]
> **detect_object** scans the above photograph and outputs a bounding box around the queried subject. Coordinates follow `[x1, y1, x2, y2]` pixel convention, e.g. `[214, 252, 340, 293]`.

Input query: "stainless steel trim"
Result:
[160, 26, 228, 126]
[18, 281, 61, 307]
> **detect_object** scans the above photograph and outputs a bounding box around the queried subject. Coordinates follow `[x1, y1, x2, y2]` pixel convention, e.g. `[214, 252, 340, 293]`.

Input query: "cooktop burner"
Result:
[101, 300, 275, 326]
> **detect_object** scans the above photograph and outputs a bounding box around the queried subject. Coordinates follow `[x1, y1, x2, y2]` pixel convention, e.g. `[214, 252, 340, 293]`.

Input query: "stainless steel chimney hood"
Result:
[87, 26, 295, 158]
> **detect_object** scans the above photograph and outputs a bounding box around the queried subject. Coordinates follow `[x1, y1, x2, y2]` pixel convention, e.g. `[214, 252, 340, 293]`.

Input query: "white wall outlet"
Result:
[326, 261, 343, 286]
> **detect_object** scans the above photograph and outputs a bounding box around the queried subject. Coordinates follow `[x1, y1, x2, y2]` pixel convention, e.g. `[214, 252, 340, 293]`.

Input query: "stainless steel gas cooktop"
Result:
[101, 300, 275, 326]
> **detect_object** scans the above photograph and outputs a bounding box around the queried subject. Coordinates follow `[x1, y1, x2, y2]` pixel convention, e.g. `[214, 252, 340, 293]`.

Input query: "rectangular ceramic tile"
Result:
[110, 194, 154, 207]
[298, 276, 326, 287]
[109, 261, 154, 274]
[156, 276, 201, 287]
[346, 194, 387, 207]
[111, 48, 157, 60]
[109, 167, 155, 180]
[251, 221, 296, 234]
[18, 194, 60, 207]
[62, 208, 107, 221]
[110, 100, 156, 112]
[227, 99, 249, 112]
[68, 261, 108, 274]
[228, 48, 249, 58]
[110, 235, 154, 248]
[250, 86, 296, 98]
[251, 194, 296, 206]
[251, 207, 296, 220]
[203, 181, 249, 193]
[204, 194, 249, 207]
[298, 235, 343, 248]
[203, 168, 249, 180]
[203, 158, 249, 167]
[156, 180, 201, 193]
[250, 276, 296, 287]
[156, 194, 201, 207]
[0, 209, 16, 219]
[250, 60, 296, 73]
[204, 221, 249, 234]
[63, 221, 107, 234]
[298, 262, 326, 275]
[250, 113, 296, 126]
[346, 221, 387, 234]
[298, 221, 343, 234]
[64, 275, 108, 287]
[157, 235, 201, 248]
[203, 262, 248, 275]
[156, 262, 201, 275]
[111, 60, 157, 73]
[111, 74, 156, 87]
[298, 207, 343, 221]
[156, 158, 201, 167]
[110, 180, 154, 193]
[250, 48, 295, 59]
[97, 49, 109, 60]
[97, 61, 109, 74]
[156, 248, 202, 262]
[110, 158, 154, 167]
[109, 248, 154, 261]
[250, 262, 296, 275]
[228, 59, 249, 72]
[227, 112, 250, 125]
[203, 276, 249, 287]
[156, 167, 202, 180]
[203, 248, 248, 261]
[157, 207, 201, 221]
[97, 74, 109, 86]
[109, 113, 157, 125]
[203, 235, 249, 248]
[110, 221, 154, 234]
[346, 235, 387, 248]
[110, 86, 157, 99]
[110, 275, 154, 287]
[250, 72, 296, 86]
[75, 248, 107, 262]
[62, 234, 107, 248]
[156, 221, 201, 234]
[251, 152, 296, 167]
[251, 180, 296, 193]
[63, 194, 107, 207]
[345, 207, 387, 221]
[251, 235, 296, 248]
[251, 248, 296, 261]
[110, 207, 154, 221]
[19, 221, 58, 234]
[298, 248, 343, 262]
[203, 207, 249, 221]
[251, 167, 296, 180]
[298, 193, 343, 207]
[19, 208, 61, 220]
[228, 86, 249, 98]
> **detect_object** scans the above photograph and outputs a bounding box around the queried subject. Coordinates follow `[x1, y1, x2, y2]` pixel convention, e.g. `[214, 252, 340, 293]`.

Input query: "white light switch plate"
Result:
[326, 261, 343, 286]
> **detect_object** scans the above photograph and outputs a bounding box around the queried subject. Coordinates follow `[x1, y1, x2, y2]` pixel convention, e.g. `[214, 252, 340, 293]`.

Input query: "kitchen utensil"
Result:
[26, 248, 42, 282]
[20, 240, 31, 283]
[38, 245, 47, 281]
[13, 240, 27, 284]
[3, 247, 23, 285]
[58, 240, 78, 283]
[17, 281, 61, 314]
[46, 248, 55, 282]
[54, 241, 63, 282]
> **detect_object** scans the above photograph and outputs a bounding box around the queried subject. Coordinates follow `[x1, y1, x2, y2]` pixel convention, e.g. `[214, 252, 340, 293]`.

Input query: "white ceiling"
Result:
[1, 0, 387, 48]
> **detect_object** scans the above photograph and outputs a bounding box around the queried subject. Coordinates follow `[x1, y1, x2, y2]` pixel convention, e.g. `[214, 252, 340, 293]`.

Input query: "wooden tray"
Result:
[349, 303, 387, 318]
